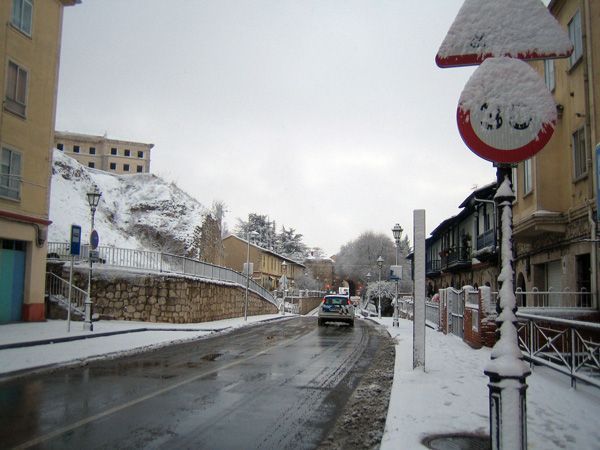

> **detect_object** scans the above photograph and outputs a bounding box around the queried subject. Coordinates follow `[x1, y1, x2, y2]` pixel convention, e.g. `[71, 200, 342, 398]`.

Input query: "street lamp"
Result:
[392, 223, 403, 327]
[244, 230, 258, 321]
[85, 185, 101, 332]
[281, 261, 288, 315]
[377, 256, 384, 319]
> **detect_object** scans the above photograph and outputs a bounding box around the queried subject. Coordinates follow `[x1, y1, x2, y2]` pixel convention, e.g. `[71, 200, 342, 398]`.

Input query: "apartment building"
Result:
[222, 235, 305, 291]
[512, 0, 599, 309]
[425, 183, 499, 295]
[1, 0, 79, 322]
[54, 131, 154, 174]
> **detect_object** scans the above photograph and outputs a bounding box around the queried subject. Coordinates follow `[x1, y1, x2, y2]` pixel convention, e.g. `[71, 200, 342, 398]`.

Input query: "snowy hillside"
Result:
[49, 150, 209, 254]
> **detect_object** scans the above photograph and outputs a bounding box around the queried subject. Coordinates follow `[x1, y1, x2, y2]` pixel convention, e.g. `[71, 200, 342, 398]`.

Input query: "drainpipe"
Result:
[584, 0, 598, 309]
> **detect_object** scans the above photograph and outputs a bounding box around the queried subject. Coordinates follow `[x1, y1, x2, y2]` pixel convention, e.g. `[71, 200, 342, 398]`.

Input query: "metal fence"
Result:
[425, 300, 440, 327]
[515, 288, 594, 309]
[516, 312, 600, 389]
[47, 242, 277, 307]
[45, 272, 88, 314]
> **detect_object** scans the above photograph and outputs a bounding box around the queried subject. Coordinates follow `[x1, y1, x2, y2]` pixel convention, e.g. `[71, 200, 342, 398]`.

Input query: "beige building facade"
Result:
[222, 235, 305, 291]
[512, 0, 600, 309]
[1, 0, 79, 322]
[54, 131, 154, 174]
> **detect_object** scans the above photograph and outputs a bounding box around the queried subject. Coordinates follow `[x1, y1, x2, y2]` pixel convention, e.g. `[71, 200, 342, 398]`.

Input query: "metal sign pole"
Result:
[67, 255, 73, 332]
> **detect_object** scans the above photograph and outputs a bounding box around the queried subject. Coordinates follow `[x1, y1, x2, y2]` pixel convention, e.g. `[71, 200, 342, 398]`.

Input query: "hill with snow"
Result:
[49, 150, 209, 255]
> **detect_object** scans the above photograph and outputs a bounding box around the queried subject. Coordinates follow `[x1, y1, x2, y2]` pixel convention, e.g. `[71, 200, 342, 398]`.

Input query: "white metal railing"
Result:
[517, 312, 600, 389]
[515, 287, 594, 309]
[398, 296, 414, 320]
[47, 242, 277, 306]
[425, 300, 440, 327]
[45, 272, 88, 314]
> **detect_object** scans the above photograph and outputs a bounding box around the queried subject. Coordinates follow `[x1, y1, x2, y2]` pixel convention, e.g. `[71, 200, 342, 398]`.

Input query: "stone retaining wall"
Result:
[297, 297, 322, 315]
[68, 268, 277, 323]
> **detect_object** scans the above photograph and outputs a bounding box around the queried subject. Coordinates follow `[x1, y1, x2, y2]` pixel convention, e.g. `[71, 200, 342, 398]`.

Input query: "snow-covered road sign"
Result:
[435, 0, 572, 68]
[457, 58, 557, 163]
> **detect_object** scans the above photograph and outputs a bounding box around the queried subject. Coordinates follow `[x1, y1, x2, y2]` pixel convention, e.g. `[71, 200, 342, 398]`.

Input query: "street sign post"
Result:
[90, 229, 99, 250]
[436, 1, 573, 448]
[68, 225, 82, 332]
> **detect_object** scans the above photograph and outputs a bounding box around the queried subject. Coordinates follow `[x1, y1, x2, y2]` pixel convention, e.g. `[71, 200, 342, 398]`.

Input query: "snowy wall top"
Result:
[436, 0, 573, 68]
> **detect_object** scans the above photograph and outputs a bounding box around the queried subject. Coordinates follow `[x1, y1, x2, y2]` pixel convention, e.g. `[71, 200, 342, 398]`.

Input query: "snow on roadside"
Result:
[376, 317, 600, 450]
[0, 315, 284, 375]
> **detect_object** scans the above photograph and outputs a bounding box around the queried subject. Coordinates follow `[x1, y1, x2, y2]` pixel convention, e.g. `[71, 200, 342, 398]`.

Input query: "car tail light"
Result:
[347, 299, 351, 305]
[322, 298, 326, 304]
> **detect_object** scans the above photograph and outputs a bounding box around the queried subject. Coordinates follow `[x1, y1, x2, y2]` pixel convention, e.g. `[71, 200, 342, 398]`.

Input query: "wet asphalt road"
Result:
[0, 316, 382, 449]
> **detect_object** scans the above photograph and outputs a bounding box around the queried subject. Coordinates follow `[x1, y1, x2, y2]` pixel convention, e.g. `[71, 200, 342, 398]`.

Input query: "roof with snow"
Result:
[222, 234, 306, 267]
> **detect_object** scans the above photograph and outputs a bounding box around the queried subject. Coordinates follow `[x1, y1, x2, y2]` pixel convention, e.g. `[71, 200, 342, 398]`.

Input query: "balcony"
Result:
[426, 259, 441, 276]
[476, 229, 495, 250]
[440, 246, 471, 271]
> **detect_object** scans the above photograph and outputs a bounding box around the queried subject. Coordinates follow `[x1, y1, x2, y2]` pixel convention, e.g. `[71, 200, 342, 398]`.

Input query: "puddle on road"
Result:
[201, 353, 223, 362]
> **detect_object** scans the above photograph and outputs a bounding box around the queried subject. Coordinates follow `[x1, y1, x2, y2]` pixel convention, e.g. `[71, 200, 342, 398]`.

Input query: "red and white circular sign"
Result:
[457, 58, 557, 164]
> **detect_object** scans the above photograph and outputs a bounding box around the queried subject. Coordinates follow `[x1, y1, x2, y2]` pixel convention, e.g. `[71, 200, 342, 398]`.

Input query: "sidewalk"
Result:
[373, 317, 600, 450]
[0, 314, 285, 378]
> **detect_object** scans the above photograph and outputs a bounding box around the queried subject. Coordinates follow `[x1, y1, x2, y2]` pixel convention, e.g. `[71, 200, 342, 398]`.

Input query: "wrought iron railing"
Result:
[516, 312, 600, 389]
[476, 229, 495, 250]
[515, 288, 595, 309]
[47, 242, 277, 307]
[440, 246, 471, 269]
[426, 259, 441, 274]
[45, 272, 88, 314]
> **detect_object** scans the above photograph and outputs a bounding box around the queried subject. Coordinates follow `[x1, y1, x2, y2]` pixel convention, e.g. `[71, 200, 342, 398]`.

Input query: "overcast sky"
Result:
[56, 0, 499, 256]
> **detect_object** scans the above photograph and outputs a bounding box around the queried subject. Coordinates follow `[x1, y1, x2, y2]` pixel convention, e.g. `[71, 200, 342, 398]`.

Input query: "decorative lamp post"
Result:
[244, 230, 258, 321]
[281, 261, 288, 315]
[392, 223, 403, 327]
[85, 185, 101, 332]
[377, 256, 384, 319]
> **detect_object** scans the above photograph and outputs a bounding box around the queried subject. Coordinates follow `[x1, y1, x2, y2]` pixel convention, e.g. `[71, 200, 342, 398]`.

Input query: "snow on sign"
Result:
[436, 0, 572, 68]
[457, 57, 557, 164]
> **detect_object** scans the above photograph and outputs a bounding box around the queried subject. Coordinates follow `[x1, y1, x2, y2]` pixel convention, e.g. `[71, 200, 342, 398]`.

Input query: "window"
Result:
[123, 164, 130, 172]
[573, 127, 587, 179]
[124, 149, 130, 157]
[1, 147, 22, 200]
[5, 61, 28, 117]
[137, 151, 144, 158]
[136, 165, 143, 173]
[568, 10, 583, 67]
[523, 158, 533, 195]
[56, 143, 64, 151]
[544, 60, 555, 91]
[109, 162, 116, 170]
[88, 162, 95, 168]
[73, 145, 80, 153]
[89, 147, 96, 155]
[11, 0, 33, 36]
[111, 148, 117, 155]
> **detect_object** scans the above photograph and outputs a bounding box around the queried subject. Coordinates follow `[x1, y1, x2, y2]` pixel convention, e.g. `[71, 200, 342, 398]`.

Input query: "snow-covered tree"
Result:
[275, 226, 307, 261]
[235, 213, 277, 249]
[335, 231, 411, 285]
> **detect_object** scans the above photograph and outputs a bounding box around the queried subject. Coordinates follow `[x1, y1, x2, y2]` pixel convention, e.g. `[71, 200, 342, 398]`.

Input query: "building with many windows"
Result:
[512, 0, 599, 310]
[54, 131, 154, 174]
[222, 235, 305, 292]
[1, 0, 79, 322]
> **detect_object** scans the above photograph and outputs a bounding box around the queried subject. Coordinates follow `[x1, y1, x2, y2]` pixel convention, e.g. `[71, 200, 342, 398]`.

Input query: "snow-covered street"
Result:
[1, 315, 599, 449]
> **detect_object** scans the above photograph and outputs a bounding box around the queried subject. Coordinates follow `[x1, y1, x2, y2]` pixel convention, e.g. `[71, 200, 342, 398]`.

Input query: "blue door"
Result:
[0, 241, 26, 322]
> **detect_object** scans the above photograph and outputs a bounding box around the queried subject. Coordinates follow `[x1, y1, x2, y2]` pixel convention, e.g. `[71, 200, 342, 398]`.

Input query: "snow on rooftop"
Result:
[436, 0, 573, 67]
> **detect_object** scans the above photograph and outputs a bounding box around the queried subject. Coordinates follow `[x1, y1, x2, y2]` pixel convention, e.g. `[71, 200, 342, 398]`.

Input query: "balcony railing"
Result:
[426, 259, 441, 274]
[47, 242, 277, 307]
[476, 229, 495, 250]
[440, 246, 471, 269]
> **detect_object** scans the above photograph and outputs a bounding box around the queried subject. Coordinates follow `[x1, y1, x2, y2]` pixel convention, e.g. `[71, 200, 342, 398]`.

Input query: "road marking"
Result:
[12, 342, 285, 449]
